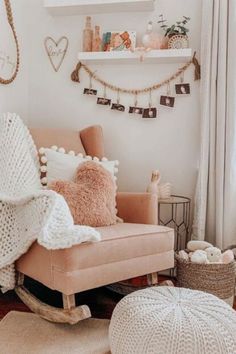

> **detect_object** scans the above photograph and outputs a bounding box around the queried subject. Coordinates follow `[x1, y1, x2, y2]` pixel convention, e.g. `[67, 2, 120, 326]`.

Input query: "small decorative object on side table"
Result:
[158, 195, 191, 251]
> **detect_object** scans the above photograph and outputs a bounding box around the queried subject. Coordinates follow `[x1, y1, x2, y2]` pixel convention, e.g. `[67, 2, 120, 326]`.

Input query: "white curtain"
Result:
[192, 0, 236, 248]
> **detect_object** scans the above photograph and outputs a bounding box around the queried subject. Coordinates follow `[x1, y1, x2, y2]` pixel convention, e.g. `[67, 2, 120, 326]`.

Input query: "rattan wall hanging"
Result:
[0, 0, 20, 85]
[71, 52, 200, 118]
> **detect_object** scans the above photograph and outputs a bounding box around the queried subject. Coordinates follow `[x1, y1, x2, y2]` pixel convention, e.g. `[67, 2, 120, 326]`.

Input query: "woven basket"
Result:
[175, 253, 236, 307]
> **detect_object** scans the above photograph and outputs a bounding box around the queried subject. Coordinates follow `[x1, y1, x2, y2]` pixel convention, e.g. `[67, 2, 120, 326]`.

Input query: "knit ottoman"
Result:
[109, 287, 236, 354]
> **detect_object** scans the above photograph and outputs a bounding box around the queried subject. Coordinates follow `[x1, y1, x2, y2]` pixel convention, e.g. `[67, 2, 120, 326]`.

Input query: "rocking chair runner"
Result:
[16, 125, 174, 324]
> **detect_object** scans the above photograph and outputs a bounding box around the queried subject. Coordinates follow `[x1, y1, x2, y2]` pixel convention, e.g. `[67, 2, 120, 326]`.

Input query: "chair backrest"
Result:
[30, 125, 105, 159]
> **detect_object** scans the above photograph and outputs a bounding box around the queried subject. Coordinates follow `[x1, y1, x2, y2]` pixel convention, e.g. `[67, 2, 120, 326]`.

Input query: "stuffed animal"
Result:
[178, 250, 189, 261]
[188, 246, 234, 265]
[221, 249, 234, 264]
[187, 240, 213, 252]
[205, 247, 222, 263]
[190, 250, 208, 264]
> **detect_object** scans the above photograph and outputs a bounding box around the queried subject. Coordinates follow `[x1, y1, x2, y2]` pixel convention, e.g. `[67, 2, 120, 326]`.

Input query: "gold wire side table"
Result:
[158, 195, 191, 251]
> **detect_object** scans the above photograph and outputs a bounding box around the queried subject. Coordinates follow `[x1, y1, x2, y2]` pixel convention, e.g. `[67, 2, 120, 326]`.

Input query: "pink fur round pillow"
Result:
[49, 161, 117, 227]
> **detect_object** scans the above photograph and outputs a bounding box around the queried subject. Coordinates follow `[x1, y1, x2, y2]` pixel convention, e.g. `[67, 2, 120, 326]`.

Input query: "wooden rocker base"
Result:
[15, 285, 91, 325]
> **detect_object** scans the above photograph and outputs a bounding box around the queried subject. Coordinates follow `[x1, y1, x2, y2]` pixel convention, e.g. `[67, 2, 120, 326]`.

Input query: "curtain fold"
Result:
[192, 0, 236, 248]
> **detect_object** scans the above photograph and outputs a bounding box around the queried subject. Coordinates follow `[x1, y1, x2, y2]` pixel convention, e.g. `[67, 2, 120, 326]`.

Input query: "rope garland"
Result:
[0, 0, 20, 85]
[71, 51, 200, 95]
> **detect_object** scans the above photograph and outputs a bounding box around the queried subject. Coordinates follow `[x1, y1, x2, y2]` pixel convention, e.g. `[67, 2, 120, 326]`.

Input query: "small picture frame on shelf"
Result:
[103, 31, 136, 52]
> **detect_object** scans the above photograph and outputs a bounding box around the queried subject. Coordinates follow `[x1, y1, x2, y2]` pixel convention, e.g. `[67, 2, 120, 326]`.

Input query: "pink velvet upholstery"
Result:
[17, 224, 174, 295]
[17, 125, 175, 295]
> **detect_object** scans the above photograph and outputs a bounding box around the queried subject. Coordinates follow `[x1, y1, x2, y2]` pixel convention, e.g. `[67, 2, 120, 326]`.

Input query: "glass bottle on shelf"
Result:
[83, 16, 93, 52]
[142, 21, 162, 50]
[92, 26, 102, 52]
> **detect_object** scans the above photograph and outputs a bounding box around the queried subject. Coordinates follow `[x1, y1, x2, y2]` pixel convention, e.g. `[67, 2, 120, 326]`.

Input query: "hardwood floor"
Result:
[0, 277, 235, 321]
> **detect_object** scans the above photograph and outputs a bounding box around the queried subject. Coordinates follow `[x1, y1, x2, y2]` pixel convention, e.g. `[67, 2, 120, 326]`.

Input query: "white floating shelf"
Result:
[44, 0, 155, 15]
[77, 49, 193, 65]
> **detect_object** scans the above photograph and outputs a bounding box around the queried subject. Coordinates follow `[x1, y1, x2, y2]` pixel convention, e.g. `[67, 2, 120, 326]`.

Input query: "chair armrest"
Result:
[116, 192, 158, 225]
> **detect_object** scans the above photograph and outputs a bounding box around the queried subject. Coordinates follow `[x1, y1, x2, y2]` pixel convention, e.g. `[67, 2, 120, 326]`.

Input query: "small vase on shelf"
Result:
[83, 16, 93, 52]
[92, 25, 102, 52]
[142, 21, 162, 50]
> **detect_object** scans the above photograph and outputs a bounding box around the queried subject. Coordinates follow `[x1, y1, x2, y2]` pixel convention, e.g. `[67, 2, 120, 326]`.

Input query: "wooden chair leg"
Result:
[62, 294, 76, 310]
[15, 272, 91, 325]
[147, 272, 159, 286]
[17, 272, 24, 286]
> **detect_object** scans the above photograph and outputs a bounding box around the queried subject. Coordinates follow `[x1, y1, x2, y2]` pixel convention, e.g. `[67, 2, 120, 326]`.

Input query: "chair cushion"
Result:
[51, 223, 174, 271]
[16, 223, 174, 294]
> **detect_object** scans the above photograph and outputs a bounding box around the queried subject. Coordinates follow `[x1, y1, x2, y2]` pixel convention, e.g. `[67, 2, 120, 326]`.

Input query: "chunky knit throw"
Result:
[0, 113, 100, 292]
[109, 286, 236, 354]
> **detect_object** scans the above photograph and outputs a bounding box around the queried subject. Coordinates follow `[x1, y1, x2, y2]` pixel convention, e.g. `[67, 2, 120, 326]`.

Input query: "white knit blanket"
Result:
[0, 113, 101, 292]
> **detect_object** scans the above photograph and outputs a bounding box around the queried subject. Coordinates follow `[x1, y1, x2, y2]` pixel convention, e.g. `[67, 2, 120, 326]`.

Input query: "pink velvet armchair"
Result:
[15, 125, 174, 324]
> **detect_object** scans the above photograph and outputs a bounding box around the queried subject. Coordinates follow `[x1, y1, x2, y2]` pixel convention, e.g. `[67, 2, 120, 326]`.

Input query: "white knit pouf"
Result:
[109, 287, 236, 354]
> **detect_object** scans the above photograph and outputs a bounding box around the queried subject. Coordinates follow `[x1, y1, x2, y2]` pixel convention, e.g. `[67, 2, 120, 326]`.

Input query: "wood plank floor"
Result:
[1, 277, 235, 320]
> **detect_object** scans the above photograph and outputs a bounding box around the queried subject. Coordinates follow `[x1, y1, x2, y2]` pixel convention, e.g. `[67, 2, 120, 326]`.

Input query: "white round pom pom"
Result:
[58, 147, 65, 154]
[41, 156, 47, 164]
[39, 147, 45, 154]
[41, 177, 47, 184]
[40, 165, 47, 173]
[51, 145, 58, 151]
[102, 157, 108, 162]
[86, 155, 92, 160]
[114, 167, 119, 174]
[78, 153, 84, 158]
[115, 160, 119, 166]
[68, 150, 75, 156]
[93, 156, 99, 162]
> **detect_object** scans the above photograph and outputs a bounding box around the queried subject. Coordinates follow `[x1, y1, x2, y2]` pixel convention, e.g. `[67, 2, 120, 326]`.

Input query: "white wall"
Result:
[7, 0, 202, 198]
[0, 0, 29, 121]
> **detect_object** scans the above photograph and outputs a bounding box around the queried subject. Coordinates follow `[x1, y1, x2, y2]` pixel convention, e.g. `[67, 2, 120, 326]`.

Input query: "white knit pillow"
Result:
[39, 146, 119, 186]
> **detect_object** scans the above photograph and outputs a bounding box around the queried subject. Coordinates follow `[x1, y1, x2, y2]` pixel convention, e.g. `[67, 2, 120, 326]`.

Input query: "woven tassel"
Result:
[71, 62, 82, 83]
[192, 51, 201, 81]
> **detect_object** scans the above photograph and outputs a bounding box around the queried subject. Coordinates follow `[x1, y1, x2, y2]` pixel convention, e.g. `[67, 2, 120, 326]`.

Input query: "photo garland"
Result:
[71, 52, 200, 119]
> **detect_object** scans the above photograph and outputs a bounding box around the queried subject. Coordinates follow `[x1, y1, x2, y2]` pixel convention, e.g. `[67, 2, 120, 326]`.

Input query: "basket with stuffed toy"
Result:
[175, 241, 236, 307]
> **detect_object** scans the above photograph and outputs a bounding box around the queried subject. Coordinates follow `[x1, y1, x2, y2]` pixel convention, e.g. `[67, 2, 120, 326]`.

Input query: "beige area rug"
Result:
[0, 311, 111, 354]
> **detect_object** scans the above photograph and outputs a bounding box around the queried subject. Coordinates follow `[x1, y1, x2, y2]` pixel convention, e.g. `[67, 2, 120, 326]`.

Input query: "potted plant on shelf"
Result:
[158, 15, 190, 49]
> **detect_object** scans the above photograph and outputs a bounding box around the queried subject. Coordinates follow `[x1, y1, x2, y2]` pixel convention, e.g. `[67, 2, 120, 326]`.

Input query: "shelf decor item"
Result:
[103, 31, 136, 52]
[168, 34, 189, 49]
[44, 36, 69, 72]
[83, 16, 93, 52]
[158, 14, 190, 49]
[142, 21, 162, 50]
[0, 0, 20, 85]
[92, 25, 102, 52]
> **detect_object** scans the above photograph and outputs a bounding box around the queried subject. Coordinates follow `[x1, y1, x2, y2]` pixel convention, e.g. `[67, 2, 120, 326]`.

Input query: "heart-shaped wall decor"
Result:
[44, 36, 69, 72]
